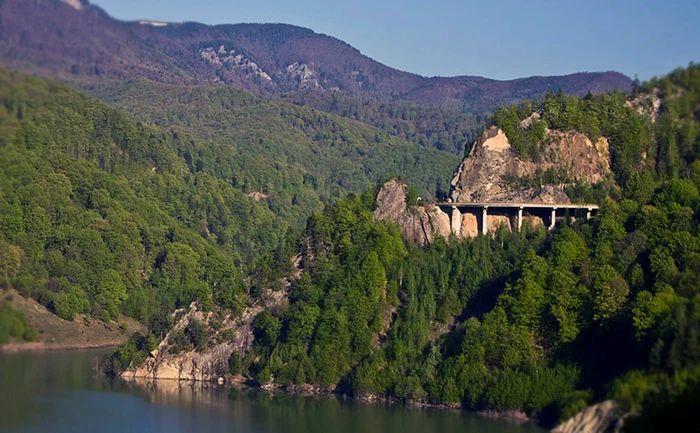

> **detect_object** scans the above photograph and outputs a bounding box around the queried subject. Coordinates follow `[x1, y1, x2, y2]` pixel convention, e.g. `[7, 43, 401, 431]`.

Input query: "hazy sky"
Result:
[90, 0, 699, 81]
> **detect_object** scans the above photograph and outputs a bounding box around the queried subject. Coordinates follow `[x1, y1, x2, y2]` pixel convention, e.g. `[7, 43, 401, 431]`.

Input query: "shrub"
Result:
[23, 327, 39, 342]
[229, 352, 242, 375]
[185, 319, 209, 352]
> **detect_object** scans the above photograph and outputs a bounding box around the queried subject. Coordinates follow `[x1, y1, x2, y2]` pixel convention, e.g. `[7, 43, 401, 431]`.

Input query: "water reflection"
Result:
[0, 350, 546, 433]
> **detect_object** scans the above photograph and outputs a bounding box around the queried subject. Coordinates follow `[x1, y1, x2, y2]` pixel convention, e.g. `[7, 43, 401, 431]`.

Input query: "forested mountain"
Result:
[0, 69, 457, 329]
[0, 0, 631, 113]
[81, 79, 461, 209]
[0, 0, 633, 184]
[0, 69, 274, 323]
[0, 0, 697, 429]
[99, 63, 700, 431]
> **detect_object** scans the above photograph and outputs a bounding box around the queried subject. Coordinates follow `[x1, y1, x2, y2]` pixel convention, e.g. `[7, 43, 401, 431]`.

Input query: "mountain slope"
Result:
[81, 79, 461, 210]
[0, 67, 455, 323]
[0, 68, 277, 323]
[0, 0, 631, 112]
[110, 64, 700, 429]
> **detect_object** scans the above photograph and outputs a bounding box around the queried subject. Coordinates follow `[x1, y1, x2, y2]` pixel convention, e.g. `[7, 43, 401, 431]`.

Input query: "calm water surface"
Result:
[0, 349, 546, 433]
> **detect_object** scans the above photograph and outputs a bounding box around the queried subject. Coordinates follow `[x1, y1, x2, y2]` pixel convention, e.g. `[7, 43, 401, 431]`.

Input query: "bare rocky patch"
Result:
[450, 126, 612, 204]
[1, 289, 143, 352]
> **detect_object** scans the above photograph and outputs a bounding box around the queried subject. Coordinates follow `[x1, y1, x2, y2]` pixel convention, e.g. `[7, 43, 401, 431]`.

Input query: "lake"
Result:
[0, 349, 547, 433]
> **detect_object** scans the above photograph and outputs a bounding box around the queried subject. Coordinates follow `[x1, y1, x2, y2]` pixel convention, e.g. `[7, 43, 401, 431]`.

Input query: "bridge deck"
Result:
[436, 202, 599, 210]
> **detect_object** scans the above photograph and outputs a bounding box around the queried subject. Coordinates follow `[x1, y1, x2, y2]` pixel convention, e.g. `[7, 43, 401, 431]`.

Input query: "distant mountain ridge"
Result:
[0, 0, 632, 112]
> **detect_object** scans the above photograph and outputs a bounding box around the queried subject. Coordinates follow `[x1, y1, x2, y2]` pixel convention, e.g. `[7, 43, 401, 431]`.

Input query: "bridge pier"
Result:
[550, 207, 557, 231]
[517, 207, 523, 231]
[437, 202, 599, 238]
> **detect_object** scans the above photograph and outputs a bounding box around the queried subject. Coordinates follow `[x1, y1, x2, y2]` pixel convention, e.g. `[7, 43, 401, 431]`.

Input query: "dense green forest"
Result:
[280, 90, 485, 154]
[222, 65, 700, 427]
[81, 79, 461, 214]
[0, 67, 460, 326]
[0, 69, 292, 323]
[109, 65, 700, 428]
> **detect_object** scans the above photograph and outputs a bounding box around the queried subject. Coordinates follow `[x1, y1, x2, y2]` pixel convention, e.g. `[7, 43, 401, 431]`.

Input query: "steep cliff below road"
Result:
[450, 126, 612, 203]
[374, 179, 451, 245]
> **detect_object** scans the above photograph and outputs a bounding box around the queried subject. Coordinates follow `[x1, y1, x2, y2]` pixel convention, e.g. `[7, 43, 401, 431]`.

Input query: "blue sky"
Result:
[91, 0, 699, 81]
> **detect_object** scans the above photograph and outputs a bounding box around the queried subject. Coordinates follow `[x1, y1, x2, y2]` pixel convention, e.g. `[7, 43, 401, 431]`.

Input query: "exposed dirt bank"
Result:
[0, 289, 144, 353]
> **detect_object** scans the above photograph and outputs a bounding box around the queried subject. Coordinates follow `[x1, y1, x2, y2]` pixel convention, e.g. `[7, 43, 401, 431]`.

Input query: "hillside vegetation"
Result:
[0, 0, 630, 112]
[0, 67, 456, 336]
[1, 59, 697, 429]
[280, 90, 484, 154]
[243, 65, 700, 428]
[82, 79, 460, 209]
[106, 65, 700, 429]
[0, 69, 287, 324]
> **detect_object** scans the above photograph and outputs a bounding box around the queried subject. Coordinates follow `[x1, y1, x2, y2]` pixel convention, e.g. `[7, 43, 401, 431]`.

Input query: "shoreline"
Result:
[121, 373, 535, 425]
[0, 341, 119, 354]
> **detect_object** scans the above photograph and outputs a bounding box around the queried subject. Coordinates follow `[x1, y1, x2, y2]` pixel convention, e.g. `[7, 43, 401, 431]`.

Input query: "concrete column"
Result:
[482, 206, 489, 235]
[587, 207, 592, 220]
[451, 206, 462, 237]
[517, 207, 524, 231]
[549, 207, 557, 231]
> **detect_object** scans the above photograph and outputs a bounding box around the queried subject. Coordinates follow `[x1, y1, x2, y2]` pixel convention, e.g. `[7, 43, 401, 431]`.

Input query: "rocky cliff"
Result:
[121, 305, 256, 382]
[374, 122, 613, 243]
[122, 287, 288, 383]
[552, 400, 626, 433]
[374, 179, 451, 245]
[450, 125, 612, 204]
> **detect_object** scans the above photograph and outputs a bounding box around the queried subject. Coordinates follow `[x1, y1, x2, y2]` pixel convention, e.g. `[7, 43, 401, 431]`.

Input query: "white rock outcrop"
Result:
[450, 126, 612, 204]
[374, 180, 451, 245]
[552, 400, 625, 433]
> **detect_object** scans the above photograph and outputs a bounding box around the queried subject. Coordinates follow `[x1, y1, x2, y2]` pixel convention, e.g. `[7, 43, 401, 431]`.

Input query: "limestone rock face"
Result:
[460, 212, 479, 238]
[522, 215, 545, 230]
[122, 284, 291, 383]
[122, 303, 262, 382]
[374, 179, 451, 245]
[450, 126, 612, 204]
[374, 179, 408, 220]
[377, 121, 612, 244]
[552, 400, 625, 433]
[487, 215, 512, 234]
[625, 88, 662, 123]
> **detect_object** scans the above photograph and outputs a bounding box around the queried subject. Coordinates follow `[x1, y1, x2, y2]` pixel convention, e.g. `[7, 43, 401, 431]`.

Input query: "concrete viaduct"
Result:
[435, 202, 599, 236]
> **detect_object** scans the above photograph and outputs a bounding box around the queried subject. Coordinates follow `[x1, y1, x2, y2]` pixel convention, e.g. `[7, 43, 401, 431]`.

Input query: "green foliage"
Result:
[229, 352, 242, 375]
[22, 326, 39, 342]
[618, 366, 700, 433]
[492, 105, 546, 159]
[0, 69, 268, 324]
[283, 90, 484, 155]
[53, 286, 90, 321]
[253, 311, 282, 348]
[0, 303, 39, 344]
[0, 239, 21, 282]
[167, 329, 189, 355]
[247, 191, 406, 387]
[240, 64, 700, 424]
[85, 79, 461, 212]
[185, 319, 209, 352]
[9, 61, 700, 426]
[107, 332, 158, 373]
